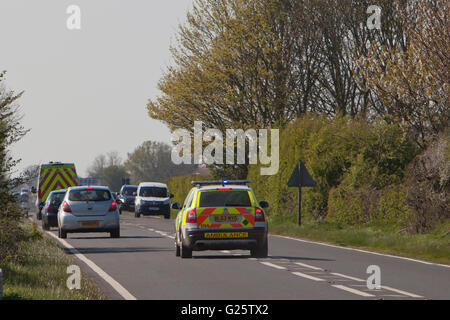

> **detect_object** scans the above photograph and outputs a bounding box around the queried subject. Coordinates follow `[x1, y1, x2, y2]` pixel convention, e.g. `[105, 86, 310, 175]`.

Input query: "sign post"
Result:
[0, 268, 3, 300]
[287, 161, 316, 226]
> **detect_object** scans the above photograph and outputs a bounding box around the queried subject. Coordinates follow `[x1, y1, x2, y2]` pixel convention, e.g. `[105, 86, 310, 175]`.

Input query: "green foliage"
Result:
[248, 114, 416, 226]
[0, 71, 28, 263]
[166, 174, 210, 206]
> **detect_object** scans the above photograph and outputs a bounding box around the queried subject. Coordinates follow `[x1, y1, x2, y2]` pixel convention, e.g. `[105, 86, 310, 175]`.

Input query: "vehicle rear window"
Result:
[199, 190, 252, 208]
[69, 189, 111, 202]
[122, 187, 137, 196]
[50, 193, 66, 203]
[139, 187, 168, 198]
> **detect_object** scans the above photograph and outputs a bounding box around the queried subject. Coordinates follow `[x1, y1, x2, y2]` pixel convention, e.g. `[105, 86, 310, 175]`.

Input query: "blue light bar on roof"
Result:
[191, 180, 251, 186]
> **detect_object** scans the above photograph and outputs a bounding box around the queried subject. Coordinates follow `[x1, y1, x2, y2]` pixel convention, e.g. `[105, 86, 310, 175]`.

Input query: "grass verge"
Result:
[268, 216, 450, 265]
[0, 219, 107, 300]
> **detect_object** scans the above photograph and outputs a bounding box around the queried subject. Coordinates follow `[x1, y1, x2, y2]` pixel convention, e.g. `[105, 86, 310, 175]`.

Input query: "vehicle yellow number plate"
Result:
[81, 221, 99, 227]
[212, 215, 240, 223]
[204, 232, 248, 239]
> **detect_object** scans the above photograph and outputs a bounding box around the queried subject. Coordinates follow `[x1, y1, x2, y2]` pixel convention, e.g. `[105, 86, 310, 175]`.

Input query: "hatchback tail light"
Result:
[255, 207, 265, 222]
[62, 201, 72, 213]
[109, 201, 117, 212]
[45, 204, 54, 213]
[186, 208, 197, 223]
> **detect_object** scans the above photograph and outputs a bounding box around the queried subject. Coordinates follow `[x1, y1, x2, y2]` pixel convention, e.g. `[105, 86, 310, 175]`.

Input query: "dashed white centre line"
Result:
[295, 262, 325, 271]
[292, 272, 325, 282]
[382, 286, 424, 298]
[330, 273, 365, 282]
[260, 262, 287, 270]
[332, 285, 375, 297]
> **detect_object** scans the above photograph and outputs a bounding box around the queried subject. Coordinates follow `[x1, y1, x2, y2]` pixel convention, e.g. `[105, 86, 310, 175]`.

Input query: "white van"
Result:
[134, 182, 174, 219]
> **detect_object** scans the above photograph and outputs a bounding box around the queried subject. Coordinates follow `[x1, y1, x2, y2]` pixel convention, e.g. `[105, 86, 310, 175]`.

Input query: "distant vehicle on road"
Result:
[42, 189, 66, 230]
[58, 186, 120, 239]
[172, 180, 269, 259]
[34, 162, 78, 220]
[117, 185, 138, 213]
[134, 182, 174, 219]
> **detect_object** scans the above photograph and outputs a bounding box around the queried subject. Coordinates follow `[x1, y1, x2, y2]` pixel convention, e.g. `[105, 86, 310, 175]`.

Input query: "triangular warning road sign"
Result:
[287, 161, 316, 187]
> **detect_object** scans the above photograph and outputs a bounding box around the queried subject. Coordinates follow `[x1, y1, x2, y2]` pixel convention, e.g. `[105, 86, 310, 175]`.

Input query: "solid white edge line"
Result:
[46, 232, 137, 300]
[382, 286, 424, 298]
[272, 235, 450, 269]
[332, 285, 375, 297]
[295, 262, 324, 271]
[292, 272, 325, 282]
[260, 262, 287, 270]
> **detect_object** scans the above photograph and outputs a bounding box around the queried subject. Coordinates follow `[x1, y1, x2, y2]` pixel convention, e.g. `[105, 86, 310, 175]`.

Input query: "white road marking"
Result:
[330, 273, 365, 282]
[382, 286, 424, 298]
[273, 235, 450, 269]
[260, 262, 287, 270]
[292, 272, 325, 282]
[295, 262, 324, 271]
[45, 232, 136, 300]
[332, 285, 375, 297]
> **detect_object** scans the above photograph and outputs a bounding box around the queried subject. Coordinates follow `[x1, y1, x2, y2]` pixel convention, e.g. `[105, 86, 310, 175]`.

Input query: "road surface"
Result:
[31, 213, 449, 300]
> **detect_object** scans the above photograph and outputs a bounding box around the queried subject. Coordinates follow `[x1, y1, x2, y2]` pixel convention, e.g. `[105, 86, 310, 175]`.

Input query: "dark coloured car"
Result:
[118, 185, 138, 212]
[42, 189, 67, 230]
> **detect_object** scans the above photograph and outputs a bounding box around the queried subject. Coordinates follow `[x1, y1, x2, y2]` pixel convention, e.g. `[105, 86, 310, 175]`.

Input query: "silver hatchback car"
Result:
[58, 186, 120, 239]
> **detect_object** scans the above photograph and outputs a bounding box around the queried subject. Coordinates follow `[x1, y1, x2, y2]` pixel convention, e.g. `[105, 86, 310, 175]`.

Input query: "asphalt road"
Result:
[31, 213, 449, 300]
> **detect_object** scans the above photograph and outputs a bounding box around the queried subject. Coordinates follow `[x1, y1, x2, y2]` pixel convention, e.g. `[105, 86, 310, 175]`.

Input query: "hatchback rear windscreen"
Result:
[199, 190, 251, 207]
[139, 187, 168, 198]
[69, 189, 111, 202]
[50, 193, 66, 203]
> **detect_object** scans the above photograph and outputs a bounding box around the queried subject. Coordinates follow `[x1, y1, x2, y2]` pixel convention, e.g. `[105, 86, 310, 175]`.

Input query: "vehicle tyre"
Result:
[58, 228, 67, 239]
[164, 212, 171, 220]
[110, 228, 120, 238]
[135, 210, 141, 218]
[175, 241, 181, 257]
[180, 236, 192, 259]
[251, 237, 268, 258]
[37, 211, 42, 221]
[42, 220, 49, 231]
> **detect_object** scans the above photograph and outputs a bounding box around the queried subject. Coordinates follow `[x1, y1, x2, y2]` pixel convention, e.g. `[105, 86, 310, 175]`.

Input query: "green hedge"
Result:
[248, 114, 416, 226]
[166, 174, 210, 206]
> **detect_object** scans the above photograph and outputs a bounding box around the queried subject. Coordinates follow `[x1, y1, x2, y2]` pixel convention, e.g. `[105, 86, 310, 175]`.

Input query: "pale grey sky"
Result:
[0, 0, 194, 177]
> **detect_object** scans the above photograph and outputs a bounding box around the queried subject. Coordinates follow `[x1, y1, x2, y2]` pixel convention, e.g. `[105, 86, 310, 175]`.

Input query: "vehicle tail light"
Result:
[255, 207, 265, 222]
[186, 208, 197, 223]
[62, 201, 72, 213]
[45, 204, 54, 213]
[109, 201, 117, 212]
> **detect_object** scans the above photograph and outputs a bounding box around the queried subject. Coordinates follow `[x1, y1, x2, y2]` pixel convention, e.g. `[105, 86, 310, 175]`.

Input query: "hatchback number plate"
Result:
[81, 221, 99, 227]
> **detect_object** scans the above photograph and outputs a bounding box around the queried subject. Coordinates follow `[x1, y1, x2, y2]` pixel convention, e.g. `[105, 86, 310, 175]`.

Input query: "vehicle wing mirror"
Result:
[170, 193, 174, 199]
[260, 201, 269, 209]
[171, 203, 181, 210]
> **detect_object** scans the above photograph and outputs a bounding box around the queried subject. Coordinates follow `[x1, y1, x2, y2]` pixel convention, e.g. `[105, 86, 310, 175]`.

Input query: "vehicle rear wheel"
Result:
[135, 211, 141, 218]
[164, 213, 170, 219]
[42, 220, 49, 231]
[58, 228, 67, 239]
[251, 238, 268, 258]
[110, 228, 120, 238]
[180, 236, 192, 259]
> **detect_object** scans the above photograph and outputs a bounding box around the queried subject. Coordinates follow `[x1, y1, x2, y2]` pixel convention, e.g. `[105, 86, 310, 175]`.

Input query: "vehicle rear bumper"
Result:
[43, 213, 58, 227]
[59, 212, 119, 232]
[184, 227, 267, 251]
